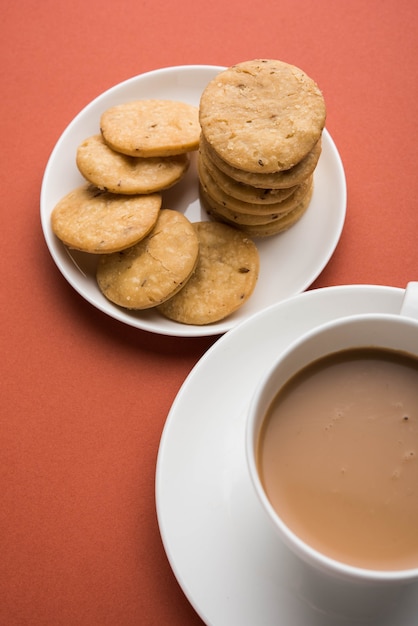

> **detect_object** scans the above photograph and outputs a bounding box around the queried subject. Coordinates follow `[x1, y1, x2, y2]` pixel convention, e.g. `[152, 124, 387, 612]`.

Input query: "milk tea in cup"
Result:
[246, 282, 418, 585]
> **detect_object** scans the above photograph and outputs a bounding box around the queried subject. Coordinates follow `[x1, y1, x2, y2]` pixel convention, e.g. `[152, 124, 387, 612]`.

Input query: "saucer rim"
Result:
[156, 284, 415, 625]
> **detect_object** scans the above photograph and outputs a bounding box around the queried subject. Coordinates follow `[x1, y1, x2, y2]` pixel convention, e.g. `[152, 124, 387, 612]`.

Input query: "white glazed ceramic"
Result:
[40, 65, 346, 337]
[246, 282, 418, 587]
[156, 284, 418, 625]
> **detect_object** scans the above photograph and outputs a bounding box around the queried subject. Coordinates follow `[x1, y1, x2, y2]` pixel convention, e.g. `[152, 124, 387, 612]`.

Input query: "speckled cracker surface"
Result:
[76, 134, 190, 194]
[96, 210, 199, 309]
[51, 184, 161, 253]
[199, 185, 290, 225]
[199, 156, 312, 217]
[100, 100, 201, 157]
[201, 134, 322, 189]
[226, 184, 314, 237]
[198, 146, 297, 205]
[157, 221, 259, 325]
[199, 59, 326, 173]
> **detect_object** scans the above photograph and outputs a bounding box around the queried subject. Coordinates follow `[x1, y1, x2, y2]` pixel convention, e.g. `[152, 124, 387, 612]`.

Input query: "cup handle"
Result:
[400, 282, 418, 319]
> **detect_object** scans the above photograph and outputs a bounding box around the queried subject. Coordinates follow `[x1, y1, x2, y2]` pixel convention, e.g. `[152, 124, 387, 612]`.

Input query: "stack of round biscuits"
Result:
[198, 59, 326, 237]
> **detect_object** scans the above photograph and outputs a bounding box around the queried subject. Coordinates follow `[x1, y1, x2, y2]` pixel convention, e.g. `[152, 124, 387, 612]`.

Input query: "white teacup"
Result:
[246, 282, 418, 587]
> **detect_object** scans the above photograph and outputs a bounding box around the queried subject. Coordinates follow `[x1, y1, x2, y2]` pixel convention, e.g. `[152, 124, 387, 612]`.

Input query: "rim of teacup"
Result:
[246, 311, 418, 585]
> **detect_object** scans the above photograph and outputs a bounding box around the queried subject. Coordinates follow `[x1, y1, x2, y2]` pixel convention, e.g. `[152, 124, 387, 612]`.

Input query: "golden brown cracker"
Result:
[199, 59, 326, 173]
[199, 143, 297, 204]
[199, 155, 312, 217]
[51, 184, 161, 253]
[201, 134, 321, 189]
[76, 134, 190, 194]
[96, 210, 199, 309]
[225, 184, 314, 237]
[100, 99, 200, 157]
[157, 221, 259, 324]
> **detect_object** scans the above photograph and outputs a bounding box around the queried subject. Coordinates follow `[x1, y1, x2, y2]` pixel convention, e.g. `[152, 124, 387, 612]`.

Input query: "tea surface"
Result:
[258, 347, 418, 570]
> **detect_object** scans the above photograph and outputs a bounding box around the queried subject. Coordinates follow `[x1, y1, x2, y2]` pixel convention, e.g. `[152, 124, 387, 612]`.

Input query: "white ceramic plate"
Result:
[156, 285, 418, 625]
[40, 65, 346, 337]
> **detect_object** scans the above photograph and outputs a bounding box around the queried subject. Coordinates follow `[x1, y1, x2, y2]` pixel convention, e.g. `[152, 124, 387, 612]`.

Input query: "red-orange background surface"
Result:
[1, 1, 418, 624]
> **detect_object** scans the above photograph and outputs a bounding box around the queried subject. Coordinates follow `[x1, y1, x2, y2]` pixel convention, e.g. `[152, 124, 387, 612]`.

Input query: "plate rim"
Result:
[40, 64, 347, 338]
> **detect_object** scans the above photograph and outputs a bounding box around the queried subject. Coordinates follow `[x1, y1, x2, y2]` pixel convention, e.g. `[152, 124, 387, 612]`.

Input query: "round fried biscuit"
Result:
[201, 134, 321, 189]
[51, 184, 161, 253]
[96, 210, 199, 309]
[199, 146, 297, 204]
[199, 59, 326, 173]
[224, 184, 314, 237]
[100, 99, 200, 157]
[157, 222, 259, 325]
[199, 184, 294, 226]
[199, 156, 312, 217]
[76, 134, 190, 194]
[202, 188, 312, 237]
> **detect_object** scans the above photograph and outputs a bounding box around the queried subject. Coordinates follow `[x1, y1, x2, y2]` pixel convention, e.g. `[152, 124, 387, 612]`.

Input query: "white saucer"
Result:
[156, 285, 418, 625]
[40, 65, 346, 337]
